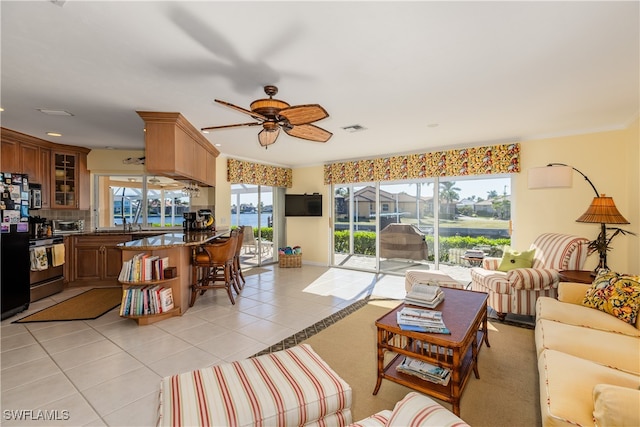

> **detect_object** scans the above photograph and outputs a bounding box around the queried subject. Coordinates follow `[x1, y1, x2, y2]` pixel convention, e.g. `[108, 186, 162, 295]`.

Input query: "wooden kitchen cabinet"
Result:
[1, 128, 88, 210]
[72, 234, 132, 285]
[52, 150, 89, 209]
[39, 147, 51, 208]
[137, 112, 219, 186]
[0, 138, 19, 171]
[63, 236, 72, 284]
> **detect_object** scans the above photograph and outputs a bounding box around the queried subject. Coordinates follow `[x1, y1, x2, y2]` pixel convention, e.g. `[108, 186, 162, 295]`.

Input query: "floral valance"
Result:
[324, 143, 520, 184]
[227, 158, 293, 188]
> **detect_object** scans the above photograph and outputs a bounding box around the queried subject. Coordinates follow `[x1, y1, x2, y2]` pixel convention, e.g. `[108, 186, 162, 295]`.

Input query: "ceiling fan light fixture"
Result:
[258, 127, 279, 148]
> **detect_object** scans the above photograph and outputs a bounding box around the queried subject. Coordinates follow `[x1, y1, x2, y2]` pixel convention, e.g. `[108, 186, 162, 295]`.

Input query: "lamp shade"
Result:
[528, 165, 573, 189]
[576, 196, 630, 224]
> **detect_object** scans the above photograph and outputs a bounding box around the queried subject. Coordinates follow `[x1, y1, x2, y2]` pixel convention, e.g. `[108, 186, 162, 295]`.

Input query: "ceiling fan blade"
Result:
[201, 122, 261, 131]
[258, 127, 280, 148]
[284, 124, 332, 142]
[279, 104, 329, 125]
[215, 99, 267, 122]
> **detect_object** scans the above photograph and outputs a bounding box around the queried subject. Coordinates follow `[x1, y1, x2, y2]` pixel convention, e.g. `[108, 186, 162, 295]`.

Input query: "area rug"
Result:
[263, 299, 540, 426]
[14, 287, 122, 323]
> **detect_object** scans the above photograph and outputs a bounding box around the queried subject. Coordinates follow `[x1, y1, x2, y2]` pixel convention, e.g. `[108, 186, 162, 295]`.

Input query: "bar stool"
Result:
[210, 226, 245, 291]
[190, 229, 239, 306]
[232, 226, 246, 289]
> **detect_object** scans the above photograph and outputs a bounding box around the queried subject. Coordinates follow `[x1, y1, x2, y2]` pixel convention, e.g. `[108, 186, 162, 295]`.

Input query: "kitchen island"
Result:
[117, 229, 228, 324]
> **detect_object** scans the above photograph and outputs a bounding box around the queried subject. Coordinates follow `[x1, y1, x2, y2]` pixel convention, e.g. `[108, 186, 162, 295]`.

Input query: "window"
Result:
[94, 174, 189, 229]
[331, 175, 512, 282]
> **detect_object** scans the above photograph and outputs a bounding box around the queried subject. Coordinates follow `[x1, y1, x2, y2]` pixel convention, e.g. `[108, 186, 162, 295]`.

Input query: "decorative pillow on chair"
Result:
[497, 246, 536, 272]
[582, 270, 640, 325]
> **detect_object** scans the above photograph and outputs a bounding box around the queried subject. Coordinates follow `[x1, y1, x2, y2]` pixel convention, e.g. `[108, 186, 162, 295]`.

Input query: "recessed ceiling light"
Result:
[37, 109, 74, 116]
[342, 124, 367, 133]
[215, 143, 222, 147]
[46, 132, 62, 137]
[0, 107, 4, 112]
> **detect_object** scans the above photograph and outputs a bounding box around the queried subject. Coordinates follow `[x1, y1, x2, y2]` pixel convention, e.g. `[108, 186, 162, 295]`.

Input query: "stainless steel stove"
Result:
[29, 236, 64, 301]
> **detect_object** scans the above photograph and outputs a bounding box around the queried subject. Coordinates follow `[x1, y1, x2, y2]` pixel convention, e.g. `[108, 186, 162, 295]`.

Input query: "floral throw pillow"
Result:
[582, 271, 640, 325]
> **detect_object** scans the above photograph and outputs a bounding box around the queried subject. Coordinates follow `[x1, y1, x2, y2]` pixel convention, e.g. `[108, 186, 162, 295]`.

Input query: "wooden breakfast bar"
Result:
[117, 230, 228, 324]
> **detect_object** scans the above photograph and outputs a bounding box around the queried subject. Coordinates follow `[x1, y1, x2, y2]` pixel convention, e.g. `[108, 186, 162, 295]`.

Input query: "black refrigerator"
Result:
[1, 172, 31, 320]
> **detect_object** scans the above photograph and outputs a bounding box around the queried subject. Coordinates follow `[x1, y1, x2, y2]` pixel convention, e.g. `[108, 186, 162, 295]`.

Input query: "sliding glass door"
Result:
[231, 184, 280, 266]
[331, 175, 512, 283]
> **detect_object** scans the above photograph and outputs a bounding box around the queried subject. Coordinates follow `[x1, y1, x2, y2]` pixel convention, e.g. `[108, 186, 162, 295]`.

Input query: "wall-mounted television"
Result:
[285, 194, 323, 217]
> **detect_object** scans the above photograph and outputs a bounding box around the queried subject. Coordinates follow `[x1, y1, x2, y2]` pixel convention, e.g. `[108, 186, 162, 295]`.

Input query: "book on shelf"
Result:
[120, 286, 174, 316]
[397, 356, 451, 386]
[119, 253, 171, 282]
[159, 287, 174, 312]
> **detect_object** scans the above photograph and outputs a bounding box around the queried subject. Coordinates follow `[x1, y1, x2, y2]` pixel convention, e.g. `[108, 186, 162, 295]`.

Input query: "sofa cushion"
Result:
[582, 271, 640, 325]
[348, 410, 392, 427]
[384, 392, 470, 427]
[536, 297, 640, 338]
[592, 384, 640, 427]
[538, 349, 640, 427]
[535, 319, 640, 375]
[498, 246, 536, 271]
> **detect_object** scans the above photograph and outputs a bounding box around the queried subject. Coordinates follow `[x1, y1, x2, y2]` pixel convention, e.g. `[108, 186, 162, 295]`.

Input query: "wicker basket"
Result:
[279, 253, 302, 268]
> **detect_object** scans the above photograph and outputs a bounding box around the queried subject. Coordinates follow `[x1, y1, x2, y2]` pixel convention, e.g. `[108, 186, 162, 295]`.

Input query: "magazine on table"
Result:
[397, 356, 451, 386]
[397, 307, 450, 334]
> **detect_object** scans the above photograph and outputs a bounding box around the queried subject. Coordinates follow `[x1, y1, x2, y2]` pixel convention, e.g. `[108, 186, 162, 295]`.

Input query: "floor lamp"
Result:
[528, 163, 633, 273]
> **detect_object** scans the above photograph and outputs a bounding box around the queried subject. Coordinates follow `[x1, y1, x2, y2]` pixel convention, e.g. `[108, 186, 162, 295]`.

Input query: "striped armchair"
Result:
[470, 233, 589, 320]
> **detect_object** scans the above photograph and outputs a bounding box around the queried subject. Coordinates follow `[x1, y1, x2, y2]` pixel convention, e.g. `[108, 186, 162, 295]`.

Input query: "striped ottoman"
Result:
[158, 344, 352, 427]
[405, 270, 467, 293]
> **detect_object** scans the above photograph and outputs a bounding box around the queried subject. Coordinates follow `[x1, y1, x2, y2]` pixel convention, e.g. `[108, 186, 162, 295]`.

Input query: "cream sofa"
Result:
[535, 282, 640, 427]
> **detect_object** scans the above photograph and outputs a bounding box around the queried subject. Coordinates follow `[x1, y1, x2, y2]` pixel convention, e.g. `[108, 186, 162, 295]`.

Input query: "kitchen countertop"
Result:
[117, 229, 230, 250]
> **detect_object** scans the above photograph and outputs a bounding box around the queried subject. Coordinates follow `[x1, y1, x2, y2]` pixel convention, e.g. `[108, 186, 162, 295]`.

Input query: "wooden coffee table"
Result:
[373, 287, 489, 416]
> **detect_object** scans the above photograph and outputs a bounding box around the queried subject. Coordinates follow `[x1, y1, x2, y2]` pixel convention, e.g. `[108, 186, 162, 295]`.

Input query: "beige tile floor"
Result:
[1, 265, 409, 427]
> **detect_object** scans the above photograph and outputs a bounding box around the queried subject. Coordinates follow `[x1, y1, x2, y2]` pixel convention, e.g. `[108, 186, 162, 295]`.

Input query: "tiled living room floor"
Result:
[1, 265, 407, 426]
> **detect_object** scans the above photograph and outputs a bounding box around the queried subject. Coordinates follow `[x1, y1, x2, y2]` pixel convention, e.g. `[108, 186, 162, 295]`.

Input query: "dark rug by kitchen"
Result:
[14, 287, 122, 323]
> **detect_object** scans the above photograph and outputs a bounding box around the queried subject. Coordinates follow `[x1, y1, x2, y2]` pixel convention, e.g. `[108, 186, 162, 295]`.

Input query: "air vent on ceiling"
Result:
[341, 124, 367, 133]
[37, 109, 74, 116]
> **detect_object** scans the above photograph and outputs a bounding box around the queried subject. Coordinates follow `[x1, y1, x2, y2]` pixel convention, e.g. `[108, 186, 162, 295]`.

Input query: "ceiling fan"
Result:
[201, 85, 332, 148]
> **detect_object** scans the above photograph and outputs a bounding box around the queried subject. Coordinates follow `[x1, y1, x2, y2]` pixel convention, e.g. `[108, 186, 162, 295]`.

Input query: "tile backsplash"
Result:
[31, 209, 92, 230]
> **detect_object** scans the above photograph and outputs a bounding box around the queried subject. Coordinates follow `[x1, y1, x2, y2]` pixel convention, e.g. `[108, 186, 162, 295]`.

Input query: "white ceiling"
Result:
[1, 1, 638, 168]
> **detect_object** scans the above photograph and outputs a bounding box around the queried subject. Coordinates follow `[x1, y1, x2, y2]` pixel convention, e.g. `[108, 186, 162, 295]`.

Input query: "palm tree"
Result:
[439, 182, 461, 219]
[439, 182, 461, 203]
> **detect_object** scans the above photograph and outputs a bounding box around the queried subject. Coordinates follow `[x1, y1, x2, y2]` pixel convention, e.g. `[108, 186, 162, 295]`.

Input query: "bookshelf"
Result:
[118, 246, 190, 325]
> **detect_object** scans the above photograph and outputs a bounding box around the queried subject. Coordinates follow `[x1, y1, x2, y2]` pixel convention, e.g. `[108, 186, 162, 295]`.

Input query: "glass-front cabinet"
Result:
[53, 152, 78, 209]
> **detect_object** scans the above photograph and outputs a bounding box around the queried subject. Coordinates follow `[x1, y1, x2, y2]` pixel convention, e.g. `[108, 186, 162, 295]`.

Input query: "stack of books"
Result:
[405, 283, 444, 308]
[397, 356, 451, 386]
[120, 286, 174, 316]
[396, 306, 450, 334]
[119, 253, 170, 283]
